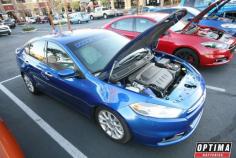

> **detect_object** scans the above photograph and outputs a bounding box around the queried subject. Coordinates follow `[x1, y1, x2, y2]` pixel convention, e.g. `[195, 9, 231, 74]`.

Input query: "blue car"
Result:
[16, 10, 206, 146]
[180, 0, 236, 14]
[180, 0, 236, 36]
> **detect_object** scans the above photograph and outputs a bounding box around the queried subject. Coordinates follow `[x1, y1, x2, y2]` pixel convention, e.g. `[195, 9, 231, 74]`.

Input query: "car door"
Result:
[23, 40, 53, 92]
[109, 18, 136, 39]
[43, 41, 92, 114]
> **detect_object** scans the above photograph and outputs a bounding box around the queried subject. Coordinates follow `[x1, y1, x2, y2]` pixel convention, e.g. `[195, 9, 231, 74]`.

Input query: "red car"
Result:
[0, 119, 24, 158]
[104, 1, 236, 67]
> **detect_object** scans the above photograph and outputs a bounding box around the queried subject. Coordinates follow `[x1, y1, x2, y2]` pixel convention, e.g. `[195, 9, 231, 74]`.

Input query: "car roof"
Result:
[29, 29, 112, 45]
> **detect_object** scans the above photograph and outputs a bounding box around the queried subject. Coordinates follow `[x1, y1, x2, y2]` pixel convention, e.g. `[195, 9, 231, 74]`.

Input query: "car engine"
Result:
[118, 57, 183, 98]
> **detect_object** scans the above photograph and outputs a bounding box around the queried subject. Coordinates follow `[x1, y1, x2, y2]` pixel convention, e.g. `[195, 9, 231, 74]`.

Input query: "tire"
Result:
[103, 14, 108, 19]
[95, 107, 131, 144]
[8, 31, 11, 35]
[174, 48, 199, 67]
[70, 21, 73, 24]
[90, 15, 94, 20]
[78, 20, 81, 24]
[23, 73, 39, 94]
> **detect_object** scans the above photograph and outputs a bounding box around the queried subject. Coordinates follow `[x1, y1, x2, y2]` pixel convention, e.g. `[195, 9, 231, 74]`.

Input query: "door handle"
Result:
[25, 60, 29, 63]
[44, 72, 53, 77]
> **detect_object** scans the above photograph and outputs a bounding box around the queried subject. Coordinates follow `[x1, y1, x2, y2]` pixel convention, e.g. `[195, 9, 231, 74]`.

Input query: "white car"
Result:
[53, 17, 67, 25]
[114, 9, 124, 16]
[69, 12, 90, 24]
[25, 17, 36, 24]
[0, 22, 11, 35]
[89, 7, 116, 20]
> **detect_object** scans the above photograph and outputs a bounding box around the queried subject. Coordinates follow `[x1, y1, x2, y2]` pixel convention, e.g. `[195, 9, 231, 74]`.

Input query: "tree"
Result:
[100, 0, 110, 8]
[71, 0, 80, 11]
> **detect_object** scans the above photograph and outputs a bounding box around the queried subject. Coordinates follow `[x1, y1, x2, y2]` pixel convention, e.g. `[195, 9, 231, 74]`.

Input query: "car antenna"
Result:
[108, 60, 118, 83]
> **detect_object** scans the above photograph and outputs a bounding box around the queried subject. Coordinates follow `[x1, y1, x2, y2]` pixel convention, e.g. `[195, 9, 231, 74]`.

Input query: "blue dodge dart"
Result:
[16, 10, 206, 146]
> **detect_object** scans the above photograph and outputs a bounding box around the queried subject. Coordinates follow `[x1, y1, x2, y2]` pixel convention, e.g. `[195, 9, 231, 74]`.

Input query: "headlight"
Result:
[201, 42, 229, 50]
[130, 103, 183, 118]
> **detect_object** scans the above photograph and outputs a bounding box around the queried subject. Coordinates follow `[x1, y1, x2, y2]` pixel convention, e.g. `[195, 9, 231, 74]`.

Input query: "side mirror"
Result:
[15, 47, 22, 54]
[58, 68, 76, 78]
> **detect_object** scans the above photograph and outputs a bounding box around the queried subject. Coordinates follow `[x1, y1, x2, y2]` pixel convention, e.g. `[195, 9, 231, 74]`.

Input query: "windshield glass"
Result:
[181, 0, 235, 10]
[170, 20, 187, 32]
[67, 33, 130, 73]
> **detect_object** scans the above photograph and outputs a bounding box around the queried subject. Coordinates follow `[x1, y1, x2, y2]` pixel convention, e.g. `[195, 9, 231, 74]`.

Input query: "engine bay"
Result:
[185, 24, 235, 45]
[110, 49, 186, 98]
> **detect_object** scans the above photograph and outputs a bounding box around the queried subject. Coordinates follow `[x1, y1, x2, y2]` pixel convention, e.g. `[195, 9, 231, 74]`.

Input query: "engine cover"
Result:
[129, 63, 174, 91]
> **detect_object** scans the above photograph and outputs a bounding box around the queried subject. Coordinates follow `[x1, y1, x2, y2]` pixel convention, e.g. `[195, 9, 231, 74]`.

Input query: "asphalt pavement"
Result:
[0, 19, 235, 158]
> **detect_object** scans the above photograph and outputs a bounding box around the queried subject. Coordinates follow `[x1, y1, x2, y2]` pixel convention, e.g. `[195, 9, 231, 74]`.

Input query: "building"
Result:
[0, 0, 179, 20]
[0, 0, 49, 21]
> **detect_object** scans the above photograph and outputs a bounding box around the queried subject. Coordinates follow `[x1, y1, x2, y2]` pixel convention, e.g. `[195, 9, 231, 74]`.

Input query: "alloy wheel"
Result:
[98, 110, 124, 140]
[23, 75, 34, 93]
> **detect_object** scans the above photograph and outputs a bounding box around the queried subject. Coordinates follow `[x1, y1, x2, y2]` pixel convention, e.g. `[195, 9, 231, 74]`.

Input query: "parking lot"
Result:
[0, 19, 236, 158]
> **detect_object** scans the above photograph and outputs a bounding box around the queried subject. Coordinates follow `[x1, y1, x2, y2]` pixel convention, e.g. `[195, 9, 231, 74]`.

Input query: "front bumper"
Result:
[200, 48, 234, 67]
[0, 30, 10, 35]
[118, 92, 205, 147]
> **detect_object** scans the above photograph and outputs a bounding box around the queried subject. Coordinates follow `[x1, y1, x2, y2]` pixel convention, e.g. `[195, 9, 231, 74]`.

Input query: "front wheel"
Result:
[8, 31, 11, 35]
[174, 48, 199, 67]
[23, 73, 38, 94]
[96, 107, 131, 143]
[90, 15, 94, 20]
[78, 20, 81, 24]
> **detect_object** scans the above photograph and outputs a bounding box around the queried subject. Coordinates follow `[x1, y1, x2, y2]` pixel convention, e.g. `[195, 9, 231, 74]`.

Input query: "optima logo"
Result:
[194, 142, 232, 158]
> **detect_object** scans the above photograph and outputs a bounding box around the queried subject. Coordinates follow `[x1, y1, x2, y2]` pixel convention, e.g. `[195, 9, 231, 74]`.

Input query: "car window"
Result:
[67, 33, 130, 73]
[97, 8, 102, 12]
[28, 41, 46, 61]
[46, 42, 75, 70]
[111, 18, 134, 31]
[135, 18, 155, 32]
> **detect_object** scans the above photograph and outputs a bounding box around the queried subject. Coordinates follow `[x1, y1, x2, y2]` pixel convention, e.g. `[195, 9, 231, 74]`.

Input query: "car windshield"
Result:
[155, 16, 187, 32]
[170, 20, 187, 32]
[67, 33, 130, 73]
[4, 19, 10, 22]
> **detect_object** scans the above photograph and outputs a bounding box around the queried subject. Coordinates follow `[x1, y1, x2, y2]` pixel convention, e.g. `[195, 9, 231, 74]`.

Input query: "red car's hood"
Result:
[183, 0, 230, 31]
[104, 9, 187, 72]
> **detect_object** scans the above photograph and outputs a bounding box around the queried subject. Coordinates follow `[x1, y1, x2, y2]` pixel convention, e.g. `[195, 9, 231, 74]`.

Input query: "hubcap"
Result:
[98, 110, 124, 140]
[24, 75, 34, 92]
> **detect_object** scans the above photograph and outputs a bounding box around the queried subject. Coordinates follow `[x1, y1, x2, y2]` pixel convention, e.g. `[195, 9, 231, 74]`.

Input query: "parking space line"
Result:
[0, 75, 21, 84]
[0, 84, 87, 158]
[206, 85, 226, 93]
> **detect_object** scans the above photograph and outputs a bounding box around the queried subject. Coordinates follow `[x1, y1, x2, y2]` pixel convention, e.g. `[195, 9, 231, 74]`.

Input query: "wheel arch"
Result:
[173, 46, 200, 57]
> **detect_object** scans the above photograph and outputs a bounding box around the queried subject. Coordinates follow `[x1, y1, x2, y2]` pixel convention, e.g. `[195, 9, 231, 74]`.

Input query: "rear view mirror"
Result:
[58, 69, 76, 78]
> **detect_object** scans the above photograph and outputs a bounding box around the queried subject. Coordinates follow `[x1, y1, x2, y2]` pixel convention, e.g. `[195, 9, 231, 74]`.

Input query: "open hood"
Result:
[104, 9, 187, 73]
[182, 0, 230, 31]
